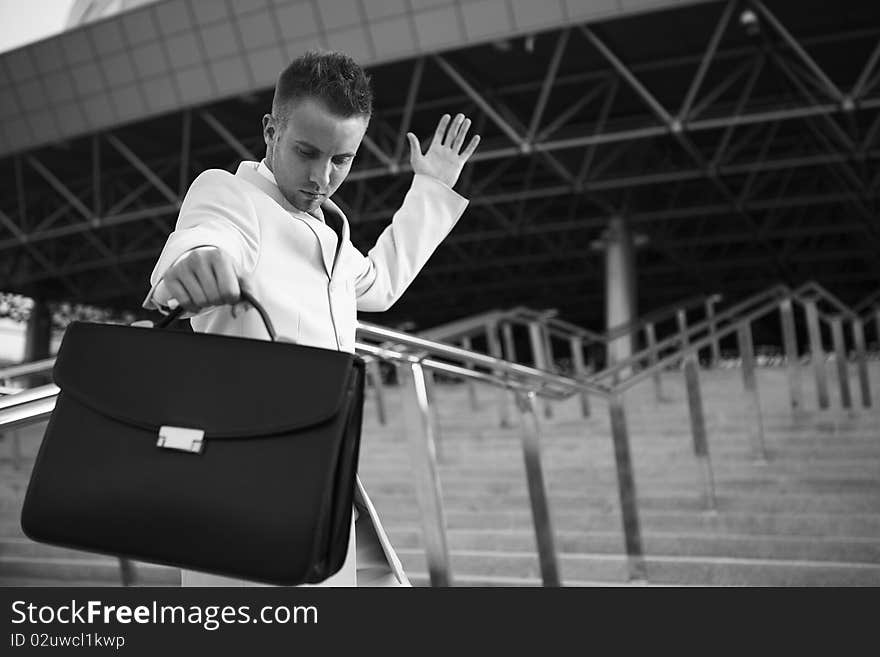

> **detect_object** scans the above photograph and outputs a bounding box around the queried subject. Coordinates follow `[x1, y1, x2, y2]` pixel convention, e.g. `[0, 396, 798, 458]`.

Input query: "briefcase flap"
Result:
[52, 321, 361, 438]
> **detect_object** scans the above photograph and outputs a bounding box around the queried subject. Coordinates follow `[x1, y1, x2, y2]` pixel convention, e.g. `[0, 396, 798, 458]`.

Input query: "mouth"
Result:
[299, 190, 324, 201]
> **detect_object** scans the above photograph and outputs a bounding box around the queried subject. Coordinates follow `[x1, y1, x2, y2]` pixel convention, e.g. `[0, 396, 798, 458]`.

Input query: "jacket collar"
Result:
[234, 160, 350, 279]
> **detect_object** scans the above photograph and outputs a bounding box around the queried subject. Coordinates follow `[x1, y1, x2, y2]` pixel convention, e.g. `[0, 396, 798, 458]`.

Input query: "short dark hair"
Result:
[271, 50, 373, 122]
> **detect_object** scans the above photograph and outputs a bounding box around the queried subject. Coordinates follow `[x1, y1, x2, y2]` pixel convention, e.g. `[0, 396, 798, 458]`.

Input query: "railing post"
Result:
[852, 318, 872, 408]
[1, 377, 22, 470]
[118, 559, 136, 586]
[683, 355, 717, 510]
[461, 335, 480, 411]
[875, 309, 880, 352]
[644, 322, 663, 402]
[830, 316, 852, 410]
[514, 391, 561, 587]
[569, 335, 591, 417]
[397, 361, 452, 587]
[804, 299, 830, 410]
[737, 323, 768, 461]
[501, 321, 517, 363]
[486, 322, 514, 427]
[421, 367, 445, 463]
[10, 428, 22, 471]
[607, 394, 647, 581]
[365, 359, 387, 425]
[779, 299, 803, 414]
[705, 297, 721, 368]
[528, 321, 554, 419]
[677, 308, 689, 350]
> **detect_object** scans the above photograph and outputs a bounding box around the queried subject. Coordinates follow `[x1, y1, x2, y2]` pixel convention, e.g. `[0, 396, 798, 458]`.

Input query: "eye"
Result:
[296, 147, 317, 158]
[332, 156, 353, 166]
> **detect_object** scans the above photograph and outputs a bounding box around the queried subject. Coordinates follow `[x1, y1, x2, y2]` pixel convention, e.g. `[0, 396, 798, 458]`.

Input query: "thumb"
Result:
[406, 132, 421, 165]
[236, 274, 256, 312]
[238, 274, 255, 299]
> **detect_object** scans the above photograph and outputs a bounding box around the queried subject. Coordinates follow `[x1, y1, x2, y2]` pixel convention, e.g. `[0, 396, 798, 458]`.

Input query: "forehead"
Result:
[279, 97, 368, 152]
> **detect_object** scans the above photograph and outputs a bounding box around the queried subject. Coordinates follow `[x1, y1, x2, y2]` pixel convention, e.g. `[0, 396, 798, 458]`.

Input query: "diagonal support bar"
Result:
[106, 135, 181, 207]
[27, 156, 96, 222]
[433, 55, 527, 149]
[752, 0, 845, 103]
[581, 25, 675, 127]
[528, 28, 570, 142]
[201, 111, 257, 160]
[679, 0, 737, 120]
[394, 57, 425, 163]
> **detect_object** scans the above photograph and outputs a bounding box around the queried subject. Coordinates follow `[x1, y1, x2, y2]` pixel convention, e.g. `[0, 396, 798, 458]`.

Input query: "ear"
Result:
[261, 114, 276, 148]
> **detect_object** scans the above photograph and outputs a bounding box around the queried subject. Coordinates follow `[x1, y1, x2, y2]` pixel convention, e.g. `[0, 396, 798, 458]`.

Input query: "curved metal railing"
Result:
[1, 279, 877, 588]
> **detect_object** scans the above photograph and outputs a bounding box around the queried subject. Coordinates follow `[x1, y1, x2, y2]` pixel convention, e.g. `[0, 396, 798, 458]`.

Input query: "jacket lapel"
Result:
[321, 198, 350, 277]
[235, 162, 336, 279]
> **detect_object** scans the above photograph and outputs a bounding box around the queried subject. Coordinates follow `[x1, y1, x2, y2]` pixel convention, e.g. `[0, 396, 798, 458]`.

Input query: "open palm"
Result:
[406, 113, 480, 189]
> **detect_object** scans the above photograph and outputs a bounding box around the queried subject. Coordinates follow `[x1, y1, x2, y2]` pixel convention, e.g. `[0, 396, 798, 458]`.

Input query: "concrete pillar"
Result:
[591, 216, 645, 379]
[24, 299, 52, 388]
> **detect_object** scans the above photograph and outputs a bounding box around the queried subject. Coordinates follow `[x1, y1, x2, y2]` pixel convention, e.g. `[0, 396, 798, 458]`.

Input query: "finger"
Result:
[164, 279, 194, 312]
[193, 256, 222, 306]
[211, 255, 241, 306]
[431, 114, 451, 149]
[237, 275, 255, 314]
[452, 117, 471, 152]
[461, 134, 481, 160]
[445, 113, 464, 147]
[406, 132, 422, 165]
[176, 270, 209, 311]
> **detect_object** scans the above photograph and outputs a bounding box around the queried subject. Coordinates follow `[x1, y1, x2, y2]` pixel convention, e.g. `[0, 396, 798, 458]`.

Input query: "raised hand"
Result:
[406, 113, 480, 189]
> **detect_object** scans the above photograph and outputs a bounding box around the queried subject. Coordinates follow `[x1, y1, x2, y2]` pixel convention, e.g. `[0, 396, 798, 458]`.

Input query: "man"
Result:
[142, 51, 480, 586]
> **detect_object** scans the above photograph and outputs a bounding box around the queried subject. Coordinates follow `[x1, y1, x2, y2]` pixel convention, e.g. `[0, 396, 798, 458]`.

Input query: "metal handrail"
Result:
[0, 357, 56, 381]
[854, 290, 880, 315]
[602, 292, 722, 342]
[4, 280, 875, 590]
[418, 294, 721, 348]
[0, 327, 612, 435]
[0, 322, 607, 589]
[356, 321, 610, 397]
[793, 281, 858, 320]
[614, 288, 795, 393]
[591, 284, 791, 383]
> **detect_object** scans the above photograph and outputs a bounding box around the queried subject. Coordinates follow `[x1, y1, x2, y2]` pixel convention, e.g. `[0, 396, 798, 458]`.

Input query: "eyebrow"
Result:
[294, 140, 356, 158]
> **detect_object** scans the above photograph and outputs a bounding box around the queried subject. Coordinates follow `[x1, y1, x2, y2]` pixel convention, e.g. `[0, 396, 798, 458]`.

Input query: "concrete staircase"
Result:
[1, 362, 879, 586]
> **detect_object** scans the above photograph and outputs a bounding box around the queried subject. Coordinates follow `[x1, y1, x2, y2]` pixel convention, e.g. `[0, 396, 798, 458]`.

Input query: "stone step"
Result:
[0, 576, 171, 587]
[0, 555, 180, 585]
[396, 549, 880, 586]
[380, 527, 880, 563]
[367, 508, 880, 537]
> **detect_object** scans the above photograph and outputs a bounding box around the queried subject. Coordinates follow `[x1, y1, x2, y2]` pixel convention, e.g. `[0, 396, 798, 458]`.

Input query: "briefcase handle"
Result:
[156, 291, 278, 341]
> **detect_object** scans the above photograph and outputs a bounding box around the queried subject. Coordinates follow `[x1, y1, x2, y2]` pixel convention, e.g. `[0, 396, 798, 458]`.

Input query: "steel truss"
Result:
[0, 0, 879, 328]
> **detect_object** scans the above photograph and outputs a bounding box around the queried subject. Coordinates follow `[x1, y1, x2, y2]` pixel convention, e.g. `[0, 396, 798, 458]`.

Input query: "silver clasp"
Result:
[157, 426, 205, 454]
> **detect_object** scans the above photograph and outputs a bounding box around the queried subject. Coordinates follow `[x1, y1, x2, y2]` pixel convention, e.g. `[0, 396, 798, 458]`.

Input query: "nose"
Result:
[309, 159, 332, 191]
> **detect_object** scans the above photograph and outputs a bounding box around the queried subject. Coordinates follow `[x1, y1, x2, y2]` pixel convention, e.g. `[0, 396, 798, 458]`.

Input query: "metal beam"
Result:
[394, 57, 424, 163]
[752, 0, 845, 103]
[106, 135, 181, 207]
[679, 0, 737, 120]
[580, 25, 675, 127]
[528, 28, 570, 142]
[201, 111, 257, 160]
[433, 54, 527, 149]
[27, 156, 96, 223]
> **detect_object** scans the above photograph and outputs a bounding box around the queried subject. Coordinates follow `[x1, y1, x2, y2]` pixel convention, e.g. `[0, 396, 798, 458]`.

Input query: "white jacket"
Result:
[143, 160, 468, 586]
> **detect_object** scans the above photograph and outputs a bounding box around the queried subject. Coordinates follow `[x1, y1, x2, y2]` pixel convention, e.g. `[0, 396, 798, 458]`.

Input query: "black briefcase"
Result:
[20, 294, 364, 586]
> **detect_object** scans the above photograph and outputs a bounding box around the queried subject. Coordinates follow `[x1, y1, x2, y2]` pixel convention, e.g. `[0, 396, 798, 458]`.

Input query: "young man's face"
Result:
[262, 97, 369, 214]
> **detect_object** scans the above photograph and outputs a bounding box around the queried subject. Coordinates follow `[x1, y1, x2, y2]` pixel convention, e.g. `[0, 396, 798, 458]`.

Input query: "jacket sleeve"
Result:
[141, 169, 261, 314]
[351, 173, 468, 312]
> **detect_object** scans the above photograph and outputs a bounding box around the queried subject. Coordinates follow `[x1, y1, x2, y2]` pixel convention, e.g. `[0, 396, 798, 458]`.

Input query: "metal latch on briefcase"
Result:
[157, 426, 205, 454]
